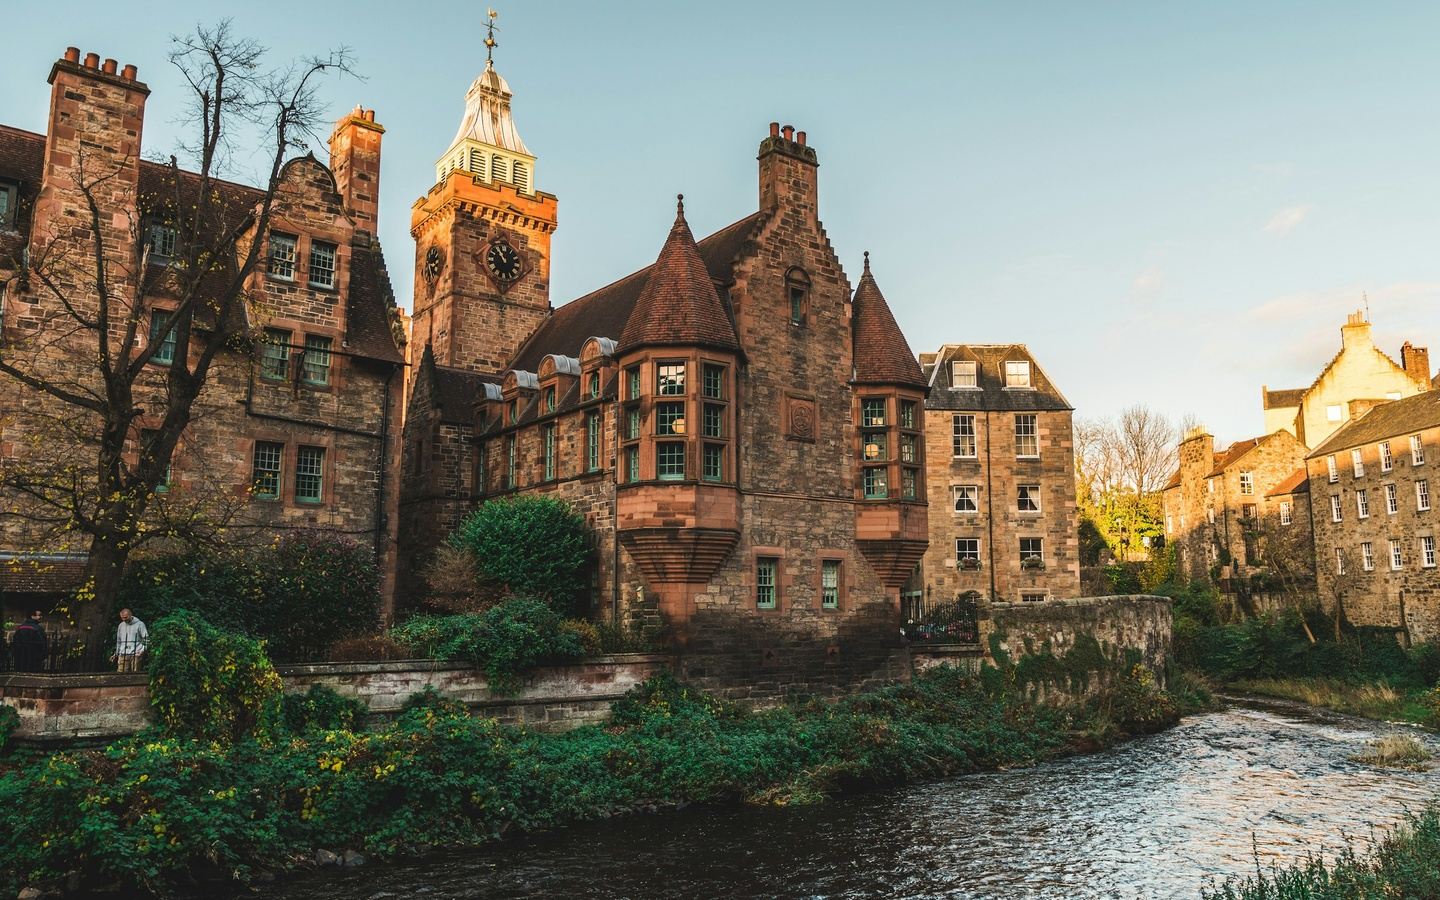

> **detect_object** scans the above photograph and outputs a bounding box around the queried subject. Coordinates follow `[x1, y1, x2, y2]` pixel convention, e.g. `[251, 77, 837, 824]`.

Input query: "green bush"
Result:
[448, 496, 592, 613]
[390, 597, 587, 693]
[281, 685, 368, 734]
[0, 706, 16, 754]
[121, 532, 381, 662]
[147, 610, 284, 744]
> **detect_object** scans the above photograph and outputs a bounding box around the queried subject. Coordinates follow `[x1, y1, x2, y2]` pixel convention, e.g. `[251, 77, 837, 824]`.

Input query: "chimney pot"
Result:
[121, 64, 137, 81]
[102, 58, 117, 75]
[782, 125, 794, 141]
[797, 130, 807, 146]
[364, 108, 375, 122]
[84, 52, 99, 69]
[64, 47, 80, 63]
[769, 122, 780, 138]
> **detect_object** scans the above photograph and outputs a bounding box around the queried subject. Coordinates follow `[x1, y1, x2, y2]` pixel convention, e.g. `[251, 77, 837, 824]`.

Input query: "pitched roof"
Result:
[1163, 469, 1181, 491]
[615, 196, 742, 356]
[1263, 387, 1305, 409]
[921, 344, 1072, 412]
[433, 364, 500, 426]
[1266, 468, 1310, 498]
[851, 254, 925, 388]
[1206, 437, 1261, 477]
[344, 236, 405, 364]
[0, 553, 88, 594]
[510, 210, 765, 372]
[0, 125, 45, 266]
[1308, 390, 1440, 458]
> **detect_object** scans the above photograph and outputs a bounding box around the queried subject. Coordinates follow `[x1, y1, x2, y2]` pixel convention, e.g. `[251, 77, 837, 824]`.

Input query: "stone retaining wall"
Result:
[986, 594, 1173, 687]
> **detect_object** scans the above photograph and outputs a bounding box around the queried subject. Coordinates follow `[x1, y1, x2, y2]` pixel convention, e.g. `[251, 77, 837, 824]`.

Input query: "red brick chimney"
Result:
[758, 121, 818, 223]
[328, 106, 384, 238]
[1401, 341, 1431, 391]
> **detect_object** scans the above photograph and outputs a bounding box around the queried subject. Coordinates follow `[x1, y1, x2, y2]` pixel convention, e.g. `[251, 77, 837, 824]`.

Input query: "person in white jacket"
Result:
[113, 608, 148, 673]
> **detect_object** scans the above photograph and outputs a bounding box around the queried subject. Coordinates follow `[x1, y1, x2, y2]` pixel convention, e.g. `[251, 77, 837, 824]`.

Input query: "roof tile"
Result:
[851, 255, 925, 388]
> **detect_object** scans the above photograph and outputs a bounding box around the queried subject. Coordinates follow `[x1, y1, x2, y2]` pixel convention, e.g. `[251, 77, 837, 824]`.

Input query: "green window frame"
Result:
[586, 411, 601, 472]
[756, 557, 778, 609]
[140, 429, 171, 493]
[295, 445, 324, 503]
[862, 431, 888, 461]
[657, 362, 685, 396]
[252, 441, 283, 500]
[702, 404, 724, 439]
[702, 364, 725, 399]
[861, 398, 887, 428]
[544, 425, 556, 480]
[863, 467, 888, 499]
[626, 446, 640, 483]
[625, 405, 641, 440]
[506, 436, 517, 489]
[900, 433, 917, 463]
[302, 335, 332, 386]
[657, 442, 685, 481]
[149, 311, 176, 365]
[260, 328, 291, 380]
[589, 371, 601, 398]
[821, 559, 840, 609]
[902, 467, 918, 500]
[900, 400, 917, 430]
[703, 443, 724, 482]
[655, 402, 685, 436]
[626, 367, 641, 400]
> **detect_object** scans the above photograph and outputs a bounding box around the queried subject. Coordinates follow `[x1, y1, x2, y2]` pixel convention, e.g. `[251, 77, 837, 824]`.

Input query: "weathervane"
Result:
[485, 8, 499, 64]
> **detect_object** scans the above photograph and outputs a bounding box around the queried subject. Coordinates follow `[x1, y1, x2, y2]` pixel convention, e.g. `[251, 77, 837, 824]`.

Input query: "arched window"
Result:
[512, 161, 529, 192]
[784, 267, 811, 326]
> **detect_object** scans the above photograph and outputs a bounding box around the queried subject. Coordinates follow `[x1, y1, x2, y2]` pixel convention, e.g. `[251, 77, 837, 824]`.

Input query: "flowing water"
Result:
[245, 696, 1440, 899]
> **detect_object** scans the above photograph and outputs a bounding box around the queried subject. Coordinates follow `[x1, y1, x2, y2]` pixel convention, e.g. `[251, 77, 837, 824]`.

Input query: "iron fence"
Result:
[902, 594, 980, 644]
[1, 631, 129, 674]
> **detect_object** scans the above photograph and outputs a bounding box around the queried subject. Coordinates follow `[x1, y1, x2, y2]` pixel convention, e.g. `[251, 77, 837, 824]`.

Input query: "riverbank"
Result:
[0, 665, 1184, 897]
[1228, 675, 1436, 726]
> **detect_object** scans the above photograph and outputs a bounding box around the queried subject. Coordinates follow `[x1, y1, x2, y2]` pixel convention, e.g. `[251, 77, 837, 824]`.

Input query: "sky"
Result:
[7, 1, 1440, 446]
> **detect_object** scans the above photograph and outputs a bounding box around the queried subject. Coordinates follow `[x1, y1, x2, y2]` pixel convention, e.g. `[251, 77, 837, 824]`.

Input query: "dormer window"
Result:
[544, 386, 556, 412]
[786, 268, 810, 326]
[0, 180, 16, 229]
[950, 360, 977, 388]
[1004, 360, 1031, 388]
[144, 220, 178, 261]
[588, 371, 601, 399]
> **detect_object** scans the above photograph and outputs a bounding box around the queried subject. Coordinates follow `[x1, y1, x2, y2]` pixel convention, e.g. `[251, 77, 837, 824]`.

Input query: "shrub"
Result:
[419, 544, 499, 613]
[390, 597, 587, 692]
[121, 532, 381, 662]
[147, 610, 283, 744]
[325, 634, 411, 662]
[448, 496, 592, 613]
[281, 685, 368, 734]
[0, 705, 16, 754]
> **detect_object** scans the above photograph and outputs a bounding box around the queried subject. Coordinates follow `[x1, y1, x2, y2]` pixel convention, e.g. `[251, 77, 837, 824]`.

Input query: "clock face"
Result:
[485, 240, 523, 284]
[424, 245, 445, 282]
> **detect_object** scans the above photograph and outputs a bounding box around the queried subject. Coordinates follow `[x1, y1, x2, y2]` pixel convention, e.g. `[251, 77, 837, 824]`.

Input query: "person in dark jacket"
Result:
[10, 610, 47, 673]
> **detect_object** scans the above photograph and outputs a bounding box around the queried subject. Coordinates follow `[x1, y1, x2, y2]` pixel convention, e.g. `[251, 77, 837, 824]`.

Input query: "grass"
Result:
[1229, 676, 1433, 725]
[1349, 735, 1433, 770]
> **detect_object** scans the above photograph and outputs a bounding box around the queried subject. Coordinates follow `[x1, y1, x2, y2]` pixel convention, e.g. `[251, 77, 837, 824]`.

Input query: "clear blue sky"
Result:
[8, 1, 1440, 445]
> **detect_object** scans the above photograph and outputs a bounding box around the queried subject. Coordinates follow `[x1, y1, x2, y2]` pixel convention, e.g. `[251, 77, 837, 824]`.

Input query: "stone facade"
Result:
[0, 49, 406, 619]
[916, 345, 1081, 616]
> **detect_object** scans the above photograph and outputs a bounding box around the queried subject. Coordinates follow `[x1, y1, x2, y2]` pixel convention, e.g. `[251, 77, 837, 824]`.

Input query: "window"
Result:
[491, 154, 509, 182]
[863, 467, 888, 499]
[586, 411, 601, 472]
[140, 429, 171, 492]
[1351, 450, 1365, 478]
[656, 402, 685, 436]
[821, 560, 840, 609]
[1020, 537, 1044, 563]
[1418, 479, 1431, 512]
[1239, 472, 1254, 495]
[543, 425, 556, 480]
[252, 441, 283, 500]
[1326, 456, 1338, 483]
[862, 398, 887, 428]
[703, 364, 725, 399]
[1015, 415, 1038, 457]
[145, 221, 178, 260]
[1021, 593, 1047, 603]
[756, 557, 778, 609]
[508, 400, 518, 426]
[1335, 547, 1345, 575]
[1017, 484, 1041, 513]
[588, 372, 601, 399]
[956, 538, 981, 564]
[1357, 489, 1369, 519]
[1381, 441, 1394, 472]
[703, 443, 724, 482]
[1208, 479, 1215, 494]
[295, 446, 324, 503]
[544, 387, 556, 413]
[1391, 539, 1404, 570]
[953, 414, 977, 458]
[1326, 405, 1343, 423]
[1207, 507, 1216, 525]
[506, 436, 517, 489]
[863, 432, 887, 461]
[950, 360, 977, 388]
[512, 160, 529, 192]
[1242, 503, 1257, 520]
[1386, 483, 1399, 514]
[269, 232, 297, 280]
[953, 485, 979, 513]
[625, 406, 641, 441]
[0, 181, 16, 228]
[899, 433, 917, 462]
[786, 268, 810, 326]
[1280, 501, 1293, 525]
[902, 468, 918, 500]
[1362, 542, 1375, 571]
[1330, 495, 1342, 522]
[626, 367, 641, 400]
[900, 400, 917, 430]
[1165, 514, 1173, 533]
[1423, 535, 1437, 569]
[1004, 360, 1031, 388]
[308, 240, 337, 288]
[657, 363, 685, 396]
[1412, 435, 1426, 466]
[260, 328, 291, 380]
[625, 446, 639, 483]
[302, 335, 332, 386]
[657, 442, 685, 480]
[149, 311, 176, 365]
[702, 404, 724, 439]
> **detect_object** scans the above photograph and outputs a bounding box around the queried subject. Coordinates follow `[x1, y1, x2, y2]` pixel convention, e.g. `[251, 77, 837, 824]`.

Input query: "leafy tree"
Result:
[448, 496, 592, 613]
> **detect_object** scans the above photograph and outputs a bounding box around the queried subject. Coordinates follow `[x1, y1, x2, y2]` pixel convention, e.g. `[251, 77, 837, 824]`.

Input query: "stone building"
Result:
[397, 52, 928, 690]
[1306, 390, 1440, 643]
[914, 344, 1080, 614]
[0, 48, 406, 622]
[1262, 312, 1431, 450]
[1162, 428, 1308, 585]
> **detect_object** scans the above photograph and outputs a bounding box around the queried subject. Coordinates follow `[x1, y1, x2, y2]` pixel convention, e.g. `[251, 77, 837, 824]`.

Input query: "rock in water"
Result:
[315, 848, 341, 867]
[342, 850, 367, 868]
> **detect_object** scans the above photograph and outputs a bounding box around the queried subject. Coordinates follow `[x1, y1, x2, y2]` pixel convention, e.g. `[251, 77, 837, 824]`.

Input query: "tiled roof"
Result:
[0, 553, 88, 594]
[1263, 387, 1305, 409]
[1308, 390, 1440, 458]
[0, 126, 45, 266]
[921, 344, 1072, 412]
[510, 210, 766, 371]
[1206, 437, 1261, 477]
[851, 256, 925, 388]
[344, 236, 405, 364]
[1266, 468, 1310, 497]
[617, 197, 741, 356]
[1162, 469, 1181, 491]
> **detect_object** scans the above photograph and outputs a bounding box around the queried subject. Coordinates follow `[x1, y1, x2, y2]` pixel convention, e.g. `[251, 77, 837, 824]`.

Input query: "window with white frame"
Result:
[956, 538, 981, 565]
[821, 559, 840, 609]
[1380, 441, 1393, 472]
[1207, 479, 1215, 494]
[1017, 484, 1041, 513]
[1004, 360, 1031, 388]
[1352, 449, 1365, 477]
[1423, 535, 1437, 569]
[260, 328, 291, 381]
[1242, 503, 1257, 520]
[1207, 507, 1215, 525]
[1330, 495, 1342, 522]
[1335, 547, 1346, 575]
[953, 485, 979, 514]
[1326, 455, 1338, 483]
[1386, 483, 1399, 514]
[295, 446, 324, 503]
[1280, 501, 1292, 525]
[1326, 405, 1343, 423]
[1357, 489, 1369, 519]
[269, 232, 297, 280]
[1391, 539, 1403, 570]
[1239, 471, 1254, 495]
[1418, 479, 1431, 511]
[302, 335, 332, 386]
[1014, 414, 1038, 457]
[1021, 593, 1047, 603]
[1020, 537, 1044, 564]
[1412, 435, 1426, 465]
[308, 241, 337, 289]
[145, 221, 178, 260]
[950, 360, 977, 388]
[1361, 542, 1374, 571]
[952, 414, 977, 458]
[1166, 514, 1173, 533]
[251, 441, 283, 500]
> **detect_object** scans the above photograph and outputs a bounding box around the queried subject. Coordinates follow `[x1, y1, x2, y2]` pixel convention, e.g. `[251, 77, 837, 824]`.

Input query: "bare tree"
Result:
[1248, 513, 1317, 642]
[0, 23, 353, 637]
[1073, 406, 1177, 562]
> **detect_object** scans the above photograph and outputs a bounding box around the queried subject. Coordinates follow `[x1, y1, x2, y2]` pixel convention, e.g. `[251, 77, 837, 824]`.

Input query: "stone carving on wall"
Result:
[785, 393, 817, 442]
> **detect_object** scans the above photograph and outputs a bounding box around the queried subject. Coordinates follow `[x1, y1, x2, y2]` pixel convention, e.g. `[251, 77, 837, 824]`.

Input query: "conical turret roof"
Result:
[450, 60, 530, 155]
[617, 196, 741, 354]
[852, 253, 925, 388]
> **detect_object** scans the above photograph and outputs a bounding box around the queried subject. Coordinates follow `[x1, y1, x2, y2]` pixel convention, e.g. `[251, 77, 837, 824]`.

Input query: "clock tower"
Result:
[411, 17, 557, 375]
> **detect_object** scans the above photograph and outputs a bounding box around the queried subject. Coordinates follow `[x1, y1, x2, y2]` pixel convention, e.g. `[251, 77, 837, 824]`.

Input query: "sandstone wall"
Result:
[986, 594, 1173, 684]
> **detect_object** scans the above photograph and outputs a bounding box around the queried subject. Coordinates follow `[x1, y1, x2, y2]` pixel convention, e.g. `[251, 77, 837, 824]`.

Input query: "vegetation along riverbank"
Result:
[0, 611, 1186, 897]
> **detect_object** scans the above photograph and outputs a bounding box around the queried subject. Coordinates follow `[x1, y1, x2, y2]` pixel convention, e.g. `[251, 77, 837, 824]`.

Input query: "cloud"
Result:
[1132, 266, 1164, 302]
[1262, 205, 1311, 236]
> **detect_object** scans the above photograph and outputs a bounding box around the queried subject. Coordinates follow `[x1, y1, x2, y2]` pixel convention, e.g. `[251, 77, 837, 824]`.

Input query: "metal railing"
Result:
[902, 594, 980, 644]
[1, 632, 132, 674]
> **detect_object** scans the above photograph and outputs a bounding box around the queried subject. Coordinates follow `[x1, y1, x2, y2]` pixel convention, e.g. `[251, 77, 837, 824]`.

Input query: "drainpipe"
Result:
[375, 364, 395, 617]
[985, 410, 997, 602]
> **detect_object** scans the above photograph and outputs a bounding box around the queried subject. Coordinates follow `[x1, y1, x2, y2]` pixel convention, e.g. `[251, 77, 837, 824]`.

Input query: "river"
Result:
[243, 696, 1440, 899]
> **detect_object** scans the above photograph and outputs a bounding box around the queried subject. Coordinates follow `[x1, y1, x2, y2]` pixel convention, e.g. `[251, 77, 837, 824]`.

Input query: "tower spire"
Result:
[485, 8, 499, 64]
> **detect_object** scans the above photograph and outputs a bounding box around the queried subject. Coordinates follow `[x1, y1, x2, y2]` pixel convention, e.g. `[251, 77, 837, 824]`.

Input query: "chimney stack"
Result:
[757, 121, 819, 222]
[1402, 341, 1431, 390]
[329, 106, 385, 237]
